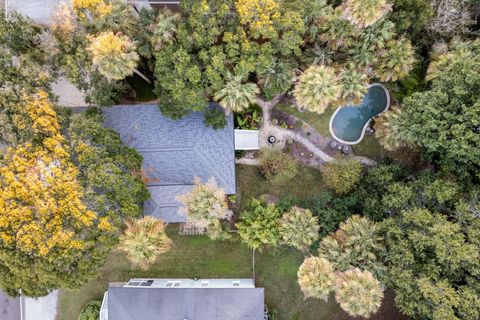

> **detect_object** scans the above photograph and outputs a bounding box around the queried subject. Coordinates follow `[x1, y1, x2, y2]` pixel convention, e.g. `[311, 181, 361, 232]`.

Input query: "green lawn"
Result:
[57, 230, 345, 320]
[57, 164, 407, 319]
[236, 164, 326, 211]
[275, 103, 386, 161]
[57, 164, 346, 320]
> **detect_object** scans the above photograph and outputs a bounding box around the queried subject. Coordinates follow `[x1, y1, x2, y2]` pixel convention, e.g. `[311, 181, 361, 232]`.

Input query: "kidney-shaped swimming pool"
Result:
[329, 84, 390, 145]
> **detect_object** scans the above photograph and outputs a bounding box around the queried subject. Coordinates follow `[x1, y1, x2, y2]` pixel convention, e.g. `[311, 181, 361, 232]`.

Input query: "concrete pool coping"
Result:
[329, 83, 390, 145]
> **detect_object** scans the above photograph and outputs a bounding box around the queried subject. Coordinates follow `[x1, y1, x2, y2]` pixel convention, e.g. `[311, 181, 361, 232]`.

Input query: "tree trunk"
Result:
[133, 69, 152, 84]
[252, 248, 256, 284]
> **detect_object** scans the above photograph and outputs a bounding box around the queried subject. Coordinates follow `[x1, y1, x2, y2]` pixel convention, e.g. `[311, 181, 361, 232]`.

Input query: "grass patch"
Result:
[57, 229, 343, 320]
[236, 164, 326, 211]
[57, 163, 406, 320]
[275, 103, 386, 161]
[276, 103, 334, 137]
[57, 164, 340, 320]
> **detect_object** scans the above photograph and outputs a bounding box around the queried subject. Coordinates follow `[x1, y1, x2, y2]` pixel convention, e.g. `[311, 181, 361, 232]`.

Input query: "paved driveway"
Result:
[6, 0, 68, 24]
[0, 291, 20, 320]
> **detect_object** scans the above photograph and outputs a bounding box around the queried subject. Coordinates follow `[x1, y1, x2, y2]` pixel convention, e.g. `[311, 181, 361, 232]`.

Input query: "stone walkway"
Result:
[237, 95, 376, 167]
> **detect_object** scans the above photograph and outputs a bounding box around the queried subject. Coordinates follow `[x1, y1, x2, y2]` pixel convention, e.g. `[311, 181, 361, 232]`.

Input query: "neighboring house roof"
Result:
[103, 105, 236, 222]
[107, 286, 265, 320]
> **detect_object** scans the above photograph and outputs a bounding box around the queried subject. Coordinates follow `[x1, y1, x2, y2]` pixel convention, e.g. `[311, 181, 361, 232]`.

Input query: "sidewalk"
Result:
[23, 290, 58, 320]
[0, 291, 20, 320]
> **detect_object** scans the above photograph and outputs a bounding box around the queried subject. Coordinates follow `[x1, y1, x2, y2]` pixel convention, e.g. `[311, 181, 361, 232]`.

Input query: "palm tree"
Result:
[319, 215, 387, 281]
[88, 31, 151, 83]
[338, 67, 368, 106]
[214, 73, 259, 113]
[151, 9, 180, 50]
[341, 0, 392, 29]
[117, 216, 172, 270]
[374, 106, 408, 151]
[294, 65, 342, 114]
[297, 257, 336, 302]
[376, 38, 415, 81]
[177, 177, 231, 238]
[335, 268, 384, 318]
[319, 8, 355, 50]
[279, 206, 319, 252]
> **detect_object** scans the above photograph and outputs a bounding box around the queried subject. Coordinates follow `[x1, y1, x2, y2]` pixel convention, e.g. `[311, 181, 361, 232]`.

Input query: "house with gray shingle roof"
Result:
[100, 278, 265, 320]
[103, 104, 236, 223]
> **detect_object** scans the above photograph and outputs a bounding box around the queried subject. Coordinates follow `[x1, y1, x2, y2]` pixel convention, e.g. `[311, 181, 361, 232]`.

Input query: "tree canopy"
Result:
[0, 92, 114, 297]
[382, 207, 480, 320]
[154, 0, 305, 125]
[398, 40, 480, 181]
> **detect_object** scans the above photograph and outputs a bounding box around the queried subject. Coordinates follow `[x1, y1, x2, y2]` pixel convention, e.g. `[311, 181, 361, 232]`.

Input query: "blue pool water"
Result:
[329, 84, 389, 144]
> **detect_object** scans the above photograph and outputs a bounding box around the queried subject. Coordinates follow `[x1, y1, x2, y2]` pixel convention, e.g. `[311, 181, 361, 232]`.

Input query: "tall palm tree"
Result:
[151, 9, 180, 51]
[294, 65, 342, 114]
[297, 257, 336, 302]
[117, 216, 172, 270]
[374, 105, 408, 151]
[279, 206, 319, 252]
[214, 73, 259, 113]
[335, 268, 384, 318]
[376, 38, 415, 81]
[88, 31, 151, 83]
[319, 9, 355, 50]
[319, 215, 387, 281]
[341, 0, 392, 29]
[338, 67, 368, 106]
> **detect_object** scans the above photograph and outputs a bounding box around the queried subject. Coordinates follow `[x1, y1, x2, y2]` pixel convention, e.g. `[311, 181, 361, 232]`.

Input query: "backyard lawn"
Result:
[57, 165, 405, 320]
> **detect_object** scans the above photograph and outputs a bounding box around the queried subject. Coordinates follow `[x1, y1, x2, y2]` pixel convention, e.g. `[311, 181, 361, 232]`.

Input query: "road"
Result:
[0, 291, 20, 320]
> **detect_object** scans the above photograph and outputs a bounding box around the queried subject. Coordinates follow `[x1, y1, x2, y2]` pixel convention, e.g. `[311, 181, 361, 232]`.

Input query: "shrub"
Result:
[278, 192, 357, 237]
[78, 300, 101, 320]
[258, 148, 299, 185]
[236, 198, 282, 251]
[322, 158, 362, 194]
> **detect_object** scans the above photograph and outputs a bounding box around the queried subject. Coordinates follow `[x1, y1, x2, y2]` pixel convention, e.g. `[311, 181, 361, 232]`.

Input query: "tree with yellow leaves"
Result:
[0, 92, 115, 297]
[88, 31, 151, 83]
[236, 0, 281, 38]
[72, 0, 113, 21]
[0, 142, 114, 296]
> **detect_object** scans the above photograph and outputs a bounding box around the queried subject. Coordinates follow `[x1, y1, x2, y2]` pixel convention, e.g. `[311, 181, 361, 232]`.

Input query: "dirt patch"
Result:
[330, 289, 409, 320]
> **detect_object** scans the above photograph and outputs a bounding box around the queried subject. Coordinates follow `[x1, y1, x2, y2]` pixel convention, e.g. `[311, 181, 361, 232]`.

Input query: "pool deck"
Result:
[329, 83, 390, 145]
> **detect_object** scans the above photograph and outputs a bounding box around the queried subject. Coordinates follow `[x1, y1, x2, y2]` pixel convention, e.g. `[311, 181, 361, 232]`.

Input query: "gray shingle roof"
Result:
[108, 287, 265, 320]
[103, 105, 235, 222]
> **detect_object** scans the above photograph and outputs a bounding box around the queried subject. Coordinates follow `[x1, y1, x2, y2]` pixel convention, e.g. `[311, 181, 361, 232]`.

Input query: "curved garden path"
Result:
[236, 95, 377, 167]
